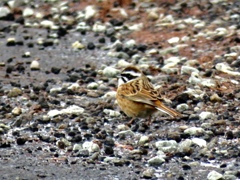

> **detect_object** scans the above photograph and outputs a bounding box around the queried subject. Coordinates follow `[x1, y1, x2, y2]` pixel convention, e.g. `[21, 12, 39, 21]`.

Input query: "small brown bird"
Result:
[116, 66, 181, 124]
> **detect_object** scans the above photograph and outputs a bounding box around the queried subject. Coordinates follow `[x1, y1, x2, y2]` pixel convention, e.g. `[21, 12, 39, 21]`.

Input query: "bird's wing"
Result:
[120, 76, 159, 106]
[119, 76, 181, 117]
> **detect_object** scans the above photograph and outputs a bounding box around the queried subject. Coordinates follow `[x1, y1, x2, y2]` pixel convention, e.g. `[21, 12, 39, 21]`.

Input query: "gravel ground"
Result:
[0, 0, 240, 179]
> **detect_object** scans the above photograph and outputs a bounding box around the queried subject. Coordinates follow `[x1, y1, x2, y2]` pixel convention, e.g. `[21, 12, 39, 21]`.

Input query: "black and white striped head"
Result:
[118, 66, 142, 86]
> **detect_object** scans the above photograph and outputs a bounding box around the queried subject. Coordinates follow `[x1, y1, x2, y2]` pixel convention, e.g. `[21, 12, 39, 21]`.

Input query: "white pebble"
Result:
[176, 103, 189, 112]
[40, 20, 54, 28]
[23, 7, 34, 17]
[184, 127, 205, 136]
[215, 62, 240, 76]
[102, 91, 116, 99]
[72, 41, 85, 49]
[0, 7, 11, 18]
[164, 56, 181, 66]
[188, 72, 201, 85]
[127, 23, 143, 31]
[47, 105, 84, 117]
[181, 66, 199, 75]
[82, 141, 100, 153]
[67, 83, 80, 91]
[103, 66, 119, 78]
[92, 22, 106, 32]
[61, 105, 84, 115]
[124, 39, 136, 48]
[138, 135, 149, 145]
[87, 82, 98, 89]
[192, 138, 207, 147]
[167, 37, 180, 44]
[148, 156, 165, 166]
[12, 107, 22, 116]
[117, 124, 129, 131]
[117, 59, 131, 68]
[178, 139, 192, 153]
[155, 140, 178, 153]
[200, 79, 216, 87]
[30, 60, 40, 70]
[199, 111, 216, 120]
[103, 109, 121, 117]
[85, 5, 97, 20]
[207, 170, 223, 180]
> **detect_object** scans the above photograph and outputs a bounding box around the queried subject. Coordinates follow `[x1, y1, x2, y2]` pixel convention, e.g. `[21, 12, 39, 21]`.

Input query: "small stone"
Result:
[184, 127, 205, 136]
[40, 20, 54, 28]
[200, 79, 216, 87]
[191, 138, 207, 147]
[16, 136, 27, 145]
[0, 124, 10, 133]
[82, 141, 100, 153]
[23, 7, 34, 17]
[8, 87, 22, 97]
[148, 156, 165, 167]
[102, 66, 120, 78]
[124, 39, 136, 48]
[223, 174, 237, 180]
[11, 107, 22, 116]
[188, 72, 201, 85]
[199, 112, 216, 121]
[47, 105, 84, 117]
[176, 103, 189, 112]
[87, 42, 95, 50]
[61, 105, 84, 115]
[142, 168, 155, 178]
[51, 67, 61, 74]
[210, 93, 222, 102]
[73, 144, 82, 151]
[156, 150, 167, 158]
[207, 170, 223, 180]
[117, 59, 132, 68]
[56, 138, 71, 149]
[92, 22, 106, 32]
[155, 140, 178, 153]
[6, 37, 16, 46]
[138, 135, 149, 146]
[215, 62, 240, 76]
[167, 37, 180, 44]
[30, 60, 40, 70]
[181, 66, 199, 75]
[67, 83, 80, 91]
[117, 124, 129, 131]
[87, 82, 98, 89]
[103, 109, 120, 117]
[178, 139, 192, 154]
[72, 41, 85, 49]
[22, 51, 31, 58]
[146, 48, 158, 55]
[147, 11, 159, 21]
[0, 7, 11, 18]
[102, 91, 116, 99]
[85, 5, 97, 20]
[127, 23, 143, 31]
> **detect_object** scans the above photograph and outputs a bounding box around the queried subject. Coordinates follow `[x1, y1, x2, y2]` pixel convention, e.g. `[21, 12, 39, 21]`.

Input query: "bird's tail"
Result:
[155, 100, 181, 118]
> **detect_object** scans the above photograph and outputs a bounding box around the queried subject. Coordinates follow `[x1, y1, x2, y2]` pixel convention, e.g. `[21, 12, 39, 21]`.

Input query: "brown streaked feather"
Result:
[154, 100, 181, 117]
[119, 74, 181, 117]
[120, 76, 160, 104]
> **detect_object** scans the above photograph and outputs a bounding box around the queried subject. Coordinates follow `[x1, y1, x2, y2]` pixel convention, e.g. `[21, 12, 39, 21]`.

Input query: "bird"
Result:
[116, 66, 181, 124]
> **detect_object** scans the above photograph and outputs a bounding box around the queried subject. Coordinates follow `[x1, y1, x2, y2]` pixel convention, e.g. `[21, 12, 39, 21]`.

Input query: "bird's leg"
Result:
[126, 118, 135, 126]
[147, 116, 152, 126]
